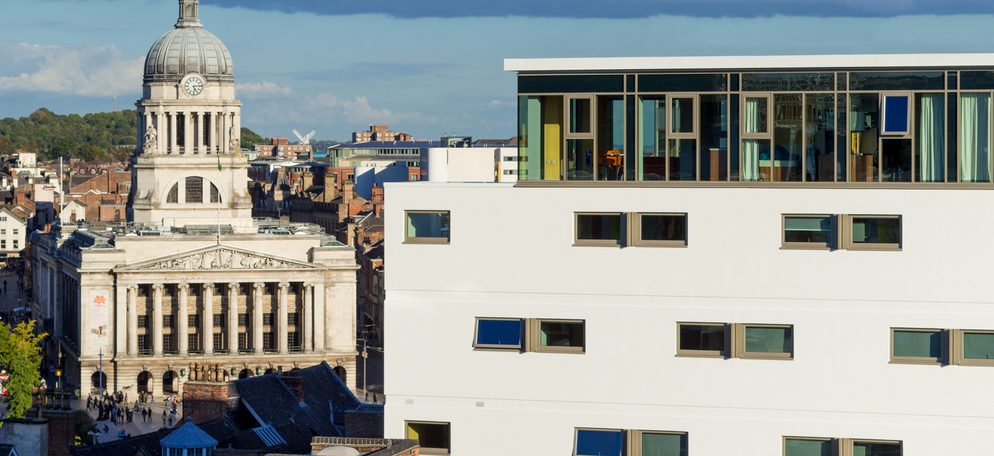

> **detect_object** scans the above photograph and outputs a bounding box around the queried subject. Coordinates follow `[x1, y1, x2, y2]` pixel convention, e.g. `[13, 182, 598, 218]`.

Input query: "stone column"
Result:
[184, 111, 193, 154]
[177, 283, 189, 355]
[312, 283, 325, 351]
[195, 112, 204, 154]
[127, 285, 138, 356]
[203, 284, 214, 355]
[220, 112, 228, 155]
[114, 284, 127, 357]
[152, 284, 164, 356]
[228, 283, 239, 354]
[323, 285, 334, 351]
[303, 283, 313, 353]
[278, 281, 289, 355]
[169, 111, 177, 154]
[253, 283, 264, 354]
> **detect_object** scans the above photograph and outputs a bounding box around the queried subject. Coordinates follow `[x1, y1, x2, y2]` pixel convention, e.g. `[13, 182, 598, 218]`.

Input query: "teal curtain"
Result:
[892, 330, 941, 358]
[519, 97, 543, 181]
[963, 332, 994, 359]
[745, 327, 791, 353]
[959, 93, 991, 182]
[785, 439, 832, 456]
[918, 94, 944, 182]
[742, 98, 762, 181]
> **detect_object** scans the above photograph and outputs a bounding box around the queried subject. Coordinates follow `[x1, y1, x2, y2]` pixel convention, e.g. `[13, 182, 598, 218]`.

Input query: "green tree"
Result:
[0, 321, 47, 420]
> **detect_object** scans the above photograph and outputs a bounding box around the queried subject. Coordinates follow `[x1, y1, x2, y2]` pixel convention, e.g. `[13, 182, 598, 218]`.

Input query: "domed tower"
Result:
[131, 0, 253, 229]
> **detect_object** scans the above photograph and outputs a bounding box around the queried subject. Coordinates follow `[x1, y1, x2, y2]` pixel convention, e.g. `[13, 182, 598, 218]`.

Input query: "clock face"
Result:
[183, 76, 205, 96]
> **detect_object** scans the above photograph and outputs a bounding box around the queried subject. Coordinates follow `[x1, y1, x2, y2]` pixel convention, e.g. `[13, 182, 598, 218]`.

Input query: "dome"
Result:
[144, 0, 233, 83]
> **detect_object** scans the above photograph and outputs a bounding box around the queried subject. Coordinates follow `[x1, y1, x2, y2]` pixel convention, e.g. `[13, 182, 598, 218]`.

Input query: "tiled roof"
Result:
[160, 419, 218, 449]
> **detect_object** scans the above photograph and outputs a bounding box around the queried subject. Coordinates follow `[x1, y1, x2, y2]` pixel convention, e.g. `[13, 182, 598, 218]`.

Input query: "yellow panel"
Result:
[406, 424, 419, 440]
[543, 97, 562, 181]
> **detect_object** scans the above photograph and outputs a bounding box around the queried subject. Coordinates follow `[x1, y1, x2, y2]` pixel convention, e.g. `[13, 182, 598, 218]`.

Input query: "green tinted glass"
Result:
[963, 332, 994, 359]
[892, 330, 941, 358]
[785, 439, 832, 456]
[784, 216, 833, 244]
[642, 433, 686, 456]
[745, 326, 792, 353]
[853, 441, 902, 456]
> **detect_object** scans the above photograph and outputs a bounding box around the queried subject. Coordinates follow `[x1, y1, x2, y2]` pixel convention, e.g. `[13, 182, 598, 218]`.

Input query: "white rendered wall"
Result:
[424, 148, 499, 183]
[384, 182, 994, 455]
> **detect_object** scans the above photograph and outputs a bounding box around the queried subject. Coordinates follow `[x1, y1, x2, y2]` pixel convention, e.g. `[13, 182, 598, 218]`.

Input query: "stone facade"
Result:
[30, 0, 359, 399]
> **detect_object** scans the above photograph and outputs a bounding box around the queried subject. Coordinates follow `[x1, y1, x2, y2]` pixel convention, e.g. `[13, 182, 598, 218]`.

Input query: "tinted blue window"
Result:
[883, 96, 909, 134]
[576, 429, 624, 456]
[476, 319, 522, 347]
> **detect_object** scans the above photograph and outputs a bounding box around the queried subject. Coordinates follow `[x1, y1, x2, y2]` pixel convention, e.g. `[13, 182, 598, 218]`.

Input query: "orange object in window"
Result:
[604, 149, 623, 167]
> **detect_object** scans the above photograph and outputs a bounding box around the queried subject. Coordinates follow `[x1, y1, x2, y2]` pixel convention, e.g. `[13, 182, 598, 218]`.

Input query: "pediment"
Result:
[116, 245, 319, 272]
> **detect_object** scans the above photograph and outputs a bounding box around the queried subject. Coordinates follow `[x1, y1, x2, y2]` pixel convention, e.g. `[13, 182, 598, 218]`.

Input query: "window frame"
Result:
[676, 322, 728, 358]
[574, 212, 625, 247]
[667, 94, 698, 138]
[566, 94, 596, 139]
[842, 214, 902, 251]
[632, 212, 688, 248]
[844, 438, 903, 456]
[472, 317, 524, 351]
[627, 429, 688, 456]
[953, 328, 994, 366]
[889, 327, 946, 365]
[404, 420, 451, 455]
[573, 427, 624, 456]
[734, 323, 794, 360]
[781, 214, 837, 250]
[880, 92, 913, 137]
[741, 93, 773, 139]
[783, 436, 836, 456]
[528, 318, 586, 354]
[404, 210, 451, 245]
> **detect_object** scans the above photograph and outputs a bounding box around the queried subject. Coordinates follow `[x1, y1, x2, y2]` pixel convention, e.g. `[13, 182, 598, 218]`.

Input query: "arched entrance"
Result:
[137, 371, 152, 394]
[162, 371, 177, 394]
[238, 369, 252, 379]
[333, 366, 347, 384]
[91, 371, 107, 393]
[263, 368, 275, 375]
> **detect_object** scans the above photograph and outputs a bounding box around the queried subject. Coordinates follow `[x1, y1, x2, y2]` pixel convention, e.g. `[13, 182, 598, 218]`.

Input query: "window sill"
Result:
[844, 244, 902, 251]
[780, 244, 832, 251]
[738, 353, 794, 361]
[533, 347, 585, 355]
[889, 358, 942, 365]
[675, 351, 726, 359]
[404, 238, 450, 245]
[472, 346, 522, 352]
[572, 241, 622, 248]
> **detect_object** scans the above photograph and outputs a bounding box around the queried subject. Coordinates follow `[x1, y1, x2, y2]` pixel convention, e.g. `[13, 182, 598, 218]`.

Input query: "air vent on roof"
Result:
[252, 425, 286, 447]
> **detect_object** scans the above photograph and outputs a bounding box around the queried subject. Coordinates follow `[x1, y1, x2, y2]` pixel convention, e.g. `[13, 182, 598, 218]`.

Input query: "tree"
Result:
[0, 321, 47, 420]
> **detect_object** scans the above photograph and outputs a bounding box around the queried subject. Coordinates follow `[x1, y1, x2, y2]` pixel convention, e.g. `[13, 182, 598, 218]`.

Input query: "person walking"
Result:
[162, 409, 166, 424]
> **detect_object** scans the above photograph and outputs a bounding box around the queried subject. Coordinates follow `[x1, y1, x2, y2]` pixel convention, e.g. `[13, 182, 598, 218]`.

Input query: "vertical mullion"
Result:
[802, 94, 808, 182]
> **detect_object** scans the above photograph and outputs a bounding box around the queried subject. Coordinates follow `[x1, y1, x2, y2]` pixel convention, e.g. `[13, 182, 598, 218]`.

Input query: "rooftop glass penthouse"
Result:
[511, 54, 994, 184]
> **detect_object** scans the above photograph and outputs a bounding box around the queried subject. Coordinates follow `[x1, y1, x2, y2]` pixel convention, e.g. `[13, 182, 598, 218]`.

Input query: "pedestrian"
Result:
[162, 409, 166, 424]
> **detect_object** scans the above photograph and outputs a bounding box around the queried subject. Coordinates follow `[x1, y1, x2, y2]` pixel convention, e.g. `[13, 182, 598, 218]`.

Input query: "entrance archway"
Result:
[263, 368, 275, 375]
[238, 369, 252, 379]
[333, 366, 347, 384]
[90, 371, 107, 393]
[137, 371, 152, 394]
[162, 371, 177, 394]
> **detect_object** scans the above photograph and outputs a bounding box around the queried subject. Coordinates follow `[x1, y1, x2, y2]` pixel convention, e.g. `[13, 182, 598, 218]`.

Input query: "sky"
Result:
[2, 1, 994, 141]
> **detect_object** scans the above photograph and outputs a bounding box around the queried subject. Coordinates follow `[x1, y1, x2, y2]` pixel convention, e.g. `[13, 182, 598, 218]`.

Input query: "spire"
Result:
[176, 0, 202, 28]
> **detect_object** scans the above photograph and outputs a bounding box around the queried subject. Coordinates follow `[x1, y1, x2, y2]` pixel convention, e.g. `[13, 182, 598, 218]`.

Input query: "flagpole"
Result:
[217, 151, 222, 245]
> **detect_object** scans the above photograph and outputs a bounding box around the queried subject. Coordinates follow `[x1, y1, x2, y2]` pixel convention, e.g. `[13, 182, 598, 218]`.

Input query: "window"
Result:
[188, 315, 199, 327]
[882, 94, 912, 136]
[185, 176, 204, 204]
[263, 314, 275, 326]
[163, 315, 174, 327]
[782, 215, 835, 250]
[890, 328, 945, 364]
[955, 329, 994, 366]
[634, 213, 687, 247]
[1, 241, 6, 250]
[210, 183, 220, 203]
[1, 229, 6, 235]
[575, 428, 688, 456]
[575, 212, 623, 247]
[138, 315, 149, 328]
[844, 215, 901, 250]
[167, 184, 179, 203]
[405, 210, 450, 244]
[677, 323, 727, 357]
[238, 313, 248, 326]
[784, 437, 832, 456]
[528, 319, 585, 354]
[12, 229, 18, 235]
[851, 440, 902, 456]
[736, 324, 794, 360]
[473, 318, 523, 350]
[785, 437, 901, 456]
[405, 421, 450, 455]
[213, 314, 224, 327]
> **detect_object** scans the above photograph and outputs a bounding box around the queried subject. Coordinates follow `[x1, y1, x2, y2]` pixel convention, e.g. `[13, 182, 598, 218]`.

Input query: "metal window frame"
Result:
[953, 328, 994, 366]
[841, 214, 902, 251]
[573, 427, 625, 456]
[675, 322, 728, 358]
[404, 210, 451, 245]
[405, 420, 452, 455]
[529, 318, 586, 354]
[472, 317, 524, 351]
[780, 214, 836, 250]
[631, 212, 688, 248]
[734, 323, 794, 360]
[574, 212, 625, 247]
[889, 327, 946, 365]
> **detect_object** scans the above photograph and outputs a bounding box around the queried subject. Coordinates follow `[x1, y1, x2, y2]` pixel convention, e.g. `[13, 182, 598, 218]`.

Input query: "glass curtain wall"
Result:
[849, 94, 880, 182]
[637, 97, 667, 180]
[805, 94, 835, 181]
[916, 93, 945, 182]
[959, 93, 991, 182]
[518, 96, 562, 181]
[567, 97, 594, 180]
[742, 95, 770, 181]
[774, 94, 803, 181]
[669, 97, 697, 180]
[700, 95, 728, 181]
[597, 96, 625, 181]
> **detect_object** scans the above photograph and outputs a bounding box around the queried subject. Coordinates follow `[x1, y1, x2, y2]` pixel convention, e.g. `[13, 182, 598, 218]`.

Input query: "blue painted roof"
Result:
[160, 420, 219, 449]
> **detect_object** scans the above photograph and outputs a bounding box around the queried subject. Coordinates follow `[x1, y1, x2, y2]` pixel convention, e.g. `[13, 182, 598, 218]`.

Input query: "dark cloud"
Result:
[206, 0, 994, 18]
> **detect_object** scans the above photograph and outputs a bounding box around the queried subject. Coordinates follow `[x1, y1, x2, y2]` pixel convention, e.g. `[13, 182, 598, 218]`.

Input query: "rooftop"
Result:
[504, 53, 994, 72]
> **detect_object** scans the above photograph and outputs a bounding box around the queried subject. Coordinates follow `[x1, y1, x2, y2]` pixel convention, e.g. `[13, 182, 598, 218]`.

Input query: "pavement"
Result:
[356, 345, 385, 404]
[81, 398, 183, 444]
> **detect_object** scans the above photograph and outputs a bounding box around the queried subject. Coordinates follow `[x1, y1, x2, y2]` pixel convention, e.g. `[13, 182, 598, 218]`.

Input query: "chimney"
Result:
[279, 371, 306, 405]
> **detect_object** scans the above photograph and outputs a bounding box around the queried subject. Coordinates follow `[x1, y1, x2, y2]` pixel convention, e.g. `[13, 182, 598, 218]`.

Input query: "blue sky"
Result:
[2, 1, 994, 141]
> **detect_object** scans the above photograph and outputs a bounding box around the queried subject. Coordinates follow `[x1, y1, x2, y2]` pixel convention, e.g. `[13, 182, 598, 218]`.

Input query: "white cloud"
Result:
[304, 93, 438, 125]
[0, 42, 142, 97]
[236, 81, 294, 98]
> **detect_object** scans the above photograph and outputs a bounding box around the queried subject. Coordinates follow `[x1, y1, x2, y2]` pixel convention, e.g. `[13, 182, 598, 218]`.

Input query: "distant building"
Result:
[255, 137, 313, 160]
[421, 146, 519, 183]
[352, 125, 413, 143]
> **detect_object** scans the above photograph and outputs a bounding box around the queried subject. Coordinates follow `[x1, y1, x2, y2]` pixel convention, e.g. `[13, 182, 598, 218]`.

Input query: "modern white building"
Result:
[31, 0, 358, 398]
[422, 146, 519, 183]
[385, 55, 994, 455]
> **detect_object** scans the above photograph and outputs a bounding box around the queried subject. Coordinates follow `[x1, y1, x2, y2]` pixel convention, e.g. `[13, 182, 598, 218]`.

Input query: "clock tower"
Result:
[131, 0, 253, 229]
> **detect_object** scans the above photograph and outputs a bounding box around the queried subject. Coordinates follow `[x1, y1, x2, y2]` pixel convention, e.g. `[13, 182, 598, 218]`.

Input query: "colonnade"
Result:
[138, 109, 240, 155]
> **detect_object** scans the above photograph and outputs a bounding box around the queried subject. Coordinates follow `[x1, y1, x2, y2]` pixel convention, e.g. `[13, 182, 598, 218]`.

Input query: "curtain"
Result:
[960, 93, 991, 182]
[520, 97, 543, 180]
[742, 98, 761, 181]
[918, 94, 944, 182]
